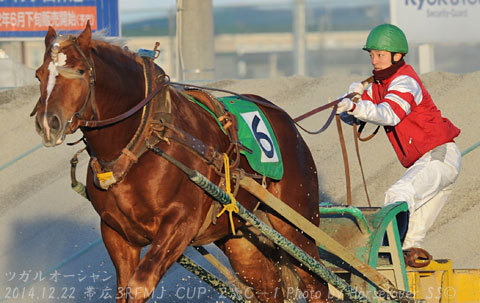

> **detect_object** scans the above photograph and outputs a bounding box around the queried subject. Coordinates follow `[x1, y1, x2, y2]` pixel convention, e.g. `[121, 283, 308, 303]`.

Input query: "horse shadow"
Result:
[2, 218, 234, 303]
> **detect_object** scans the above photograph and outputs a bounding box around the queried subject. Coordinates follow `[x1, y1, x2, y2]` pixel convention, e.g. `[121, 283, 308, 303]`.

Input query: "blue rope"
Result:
[461, 141, 480, 157]
[41, 238, 103, 277]
[0, 143, 43, 172]
[0, 238, 103, 302]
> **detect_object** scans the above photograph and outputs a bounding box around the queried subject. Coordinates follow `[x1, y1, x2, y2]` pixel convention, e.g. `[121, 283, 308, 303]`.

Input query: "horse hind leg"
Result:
[252, 209, 330, 303]
[219, 228, 285, 303]
[277, 250, 303, 302]
[252, 210, 305, 302]
[267, 213, 330, 303]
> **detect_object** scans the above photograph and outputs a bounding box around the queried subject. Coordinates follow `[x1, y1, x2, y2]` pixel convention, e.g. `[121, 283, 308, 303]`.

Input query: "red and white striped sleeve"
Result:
[349, 76, 422, 126]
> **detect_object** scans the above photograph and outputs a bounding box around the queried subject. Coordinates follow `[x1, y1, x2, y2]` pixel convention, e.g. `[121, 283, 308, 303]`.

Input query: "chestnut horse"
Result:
[32, 22, 328, 303]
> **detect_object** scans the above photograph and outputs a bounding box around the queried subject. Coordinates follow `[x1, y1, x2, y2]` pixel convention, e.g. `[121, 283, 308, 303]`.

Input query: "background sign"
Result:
[390, 0, 480, 43]
[0, 0, 119, 38]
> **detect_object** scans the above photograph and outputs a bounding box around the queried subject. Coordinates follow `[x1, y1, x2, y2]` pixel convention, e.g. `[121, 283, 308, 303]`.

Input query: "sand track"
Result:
[0, 71, 478, 302]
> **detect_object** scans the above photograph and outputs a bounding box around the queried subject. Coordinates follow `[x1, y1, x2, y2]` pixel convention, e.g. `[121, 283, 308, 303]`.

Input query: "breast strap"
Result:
[90, 57, 171, 190]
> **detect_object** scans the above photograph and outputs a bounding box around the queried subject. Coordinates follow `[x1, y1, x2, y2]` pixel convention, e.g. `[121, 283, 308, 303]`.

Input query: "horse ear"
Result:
[45, 26, 56, 48]
[30, 98, 41, 117]
[76, 20, 92, 55]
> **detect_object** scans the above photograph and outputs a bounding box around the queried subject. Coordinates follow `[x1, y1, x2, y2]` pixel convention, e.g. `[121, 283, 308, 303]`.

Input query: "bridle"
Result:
[65, 37, 97, 133]
[64, 38, 170, 131]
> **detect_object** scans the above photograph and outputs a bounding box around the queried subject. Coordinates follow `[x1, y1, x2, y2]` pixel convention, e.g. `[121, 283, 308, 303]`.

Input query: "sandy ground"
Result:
[0, 70, 479, 302]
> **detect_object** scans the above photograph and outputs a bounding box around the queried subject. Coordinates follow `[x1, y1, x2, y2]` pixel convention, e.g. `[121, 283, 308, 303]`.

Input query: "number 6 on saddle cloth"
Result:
[188, 94, 285, 180]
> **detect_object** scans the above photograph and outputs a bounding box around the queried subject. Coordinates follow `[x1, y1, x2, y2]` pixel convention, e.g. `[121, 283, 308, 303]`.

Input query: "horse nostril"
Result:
[49, 115, 61, 134]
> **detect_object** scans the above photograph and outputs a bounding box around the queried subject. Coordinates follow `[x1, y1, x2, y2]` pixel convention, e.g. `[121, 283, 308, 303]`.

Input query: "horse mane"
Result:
[92, 29, 128, 47]
[92, 40, 138, 63]
[88, 33, 167, 78]
[55, 29, 127, 48]
[54, 30, 137, 64]
[50, 31, 139, 81]
[91, 34, 138, 63]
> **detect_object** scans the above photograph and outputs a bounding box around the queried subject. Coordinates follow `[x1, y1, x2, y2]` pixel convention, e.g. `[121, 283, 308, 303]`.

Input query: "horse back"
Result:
[238, 94, 320, 221]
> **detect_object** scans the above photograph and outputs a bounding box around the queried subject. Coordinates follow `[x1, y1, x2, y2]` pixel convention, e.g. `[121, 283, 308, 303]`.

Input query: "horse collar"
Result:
[89, 57, 171, 190]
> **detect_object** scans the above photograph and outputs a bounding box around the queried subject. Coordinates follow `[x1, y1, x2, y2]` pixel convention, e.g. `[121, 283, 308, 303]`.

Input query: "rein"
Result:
[170, 82, 378, 137]
[74, 75, 170, 128]
[291, 76, 375, 206]
[293, 94, 352, 135]
[170, 82, 285, 112]
[169, 82, 350, 135]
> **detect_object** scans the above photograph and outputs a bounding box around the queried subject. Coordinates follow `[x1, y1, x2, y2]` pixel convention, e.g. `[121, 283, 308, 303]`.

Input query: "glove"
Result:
[339, 112, 361, 125]
[336, 98, 354, 114]
[348, 82, 364, 95]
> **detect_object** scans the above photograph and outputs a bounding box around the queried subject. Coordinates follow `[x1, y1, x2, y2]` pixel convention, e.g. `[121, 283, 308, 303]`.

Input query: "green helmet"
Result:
[363, 24, 408, 54]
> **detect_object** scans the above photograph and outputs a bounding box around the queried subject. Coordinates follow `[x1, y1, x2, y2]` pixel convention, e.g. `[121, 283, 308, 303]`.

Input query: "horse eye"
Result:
[78, 69, 85, 75]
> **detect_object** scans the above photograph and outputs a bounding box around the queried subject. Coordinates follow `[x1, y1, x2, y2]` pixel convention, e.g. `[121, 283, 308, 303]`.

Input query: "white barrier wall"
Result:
[390, 0, 480, 73]
[0, 55, 35, 88]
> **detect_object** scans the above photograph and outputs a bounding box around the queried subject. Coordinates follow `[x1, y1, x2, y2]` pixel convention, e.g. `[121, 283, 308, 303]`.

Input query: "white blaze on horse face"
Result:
[43, 42, 67, 140]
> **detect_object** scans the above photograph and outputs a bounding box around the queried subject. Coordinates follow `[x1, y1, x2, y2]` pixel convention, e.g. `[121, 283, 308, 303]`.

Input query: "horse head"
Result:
[32, 21, 95, 147]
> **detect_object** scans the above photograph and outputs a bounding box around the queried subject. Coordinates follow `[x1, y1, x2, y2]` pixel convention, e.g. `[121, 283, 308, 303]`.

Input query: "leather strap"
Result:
[88, 58, 171, 189]
[195, 202, 217, 240]
[357, 121, 380, 142]
[293, 95, 347, 123]
[159, 122, 225, 173]
[335, 115, 352, 205]
[170, 82, 285, 112]
[76, 75, 170, 128]
[353, 123, 371, 206]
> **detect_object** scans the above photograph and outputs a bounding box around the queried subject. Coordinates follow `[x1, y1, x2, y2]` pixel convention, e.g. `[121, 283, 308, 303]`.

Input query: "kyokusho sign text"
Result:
[391, 0, 480, 42]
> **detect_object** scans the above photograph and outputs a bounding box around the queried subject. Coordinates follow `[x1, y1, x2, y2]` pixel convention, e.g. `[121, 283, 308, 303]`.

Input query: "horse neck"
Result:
[83, 43, 146, 161]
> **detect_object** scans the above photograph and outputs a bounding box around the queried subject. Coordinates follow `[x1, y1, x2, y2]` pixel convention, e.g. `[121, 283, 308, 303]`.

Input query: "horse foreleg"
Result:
[101, 221, 141, 303]
[125, 206, 194, 303]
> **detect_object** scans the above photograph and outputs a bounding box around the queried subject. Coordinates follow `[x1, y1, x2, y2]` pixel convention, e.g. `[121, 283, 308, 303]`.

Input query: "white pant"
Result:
[384, 142, 462, 249]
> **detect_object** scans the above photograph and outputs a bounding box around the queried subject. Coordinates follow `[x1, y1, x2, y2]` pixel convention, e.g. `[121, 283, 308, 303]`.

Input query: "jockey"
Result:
[336, 24, 461, 265]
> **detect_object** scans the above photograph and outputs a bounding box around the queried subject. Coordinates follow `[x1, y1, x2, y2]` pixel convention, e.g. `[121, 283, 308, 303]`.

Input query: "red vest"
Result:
[366, 64, 460, 167]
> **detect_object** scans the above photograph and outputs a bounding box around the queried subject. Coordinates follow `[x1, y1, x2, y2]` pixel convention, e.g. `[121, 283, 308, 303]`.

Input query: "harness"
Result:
[89, 56, 173, 189]
[65, 43, 256, 238]
[64, 42, 263, 193]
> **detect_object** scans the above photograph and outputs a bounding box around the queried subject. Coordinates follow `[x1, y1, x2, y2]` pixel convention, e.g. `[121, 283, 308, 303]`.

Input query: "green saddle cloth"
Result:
[218, 96, 283, 180]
